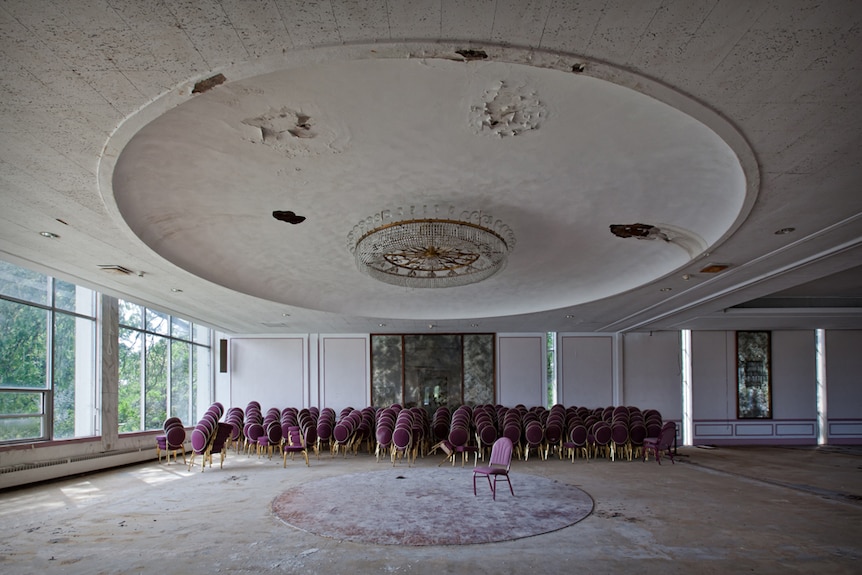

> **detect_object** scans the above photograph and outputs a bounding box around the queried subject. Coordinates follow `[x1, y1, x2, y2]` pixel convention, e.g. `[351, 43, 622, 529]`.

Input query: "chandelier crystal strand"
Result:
[348, 207, 515, 288]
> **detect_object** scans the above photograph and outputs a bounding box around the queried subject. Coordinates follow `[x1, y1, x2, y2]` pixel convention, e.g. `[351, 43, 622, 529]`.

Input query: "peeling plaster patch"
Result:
[242, 107, 344, 157]
[244, 107, 317, 142]
[610, 223, 706, 258]
[470, 81, 545, 137]
[192, 73, 227, 94]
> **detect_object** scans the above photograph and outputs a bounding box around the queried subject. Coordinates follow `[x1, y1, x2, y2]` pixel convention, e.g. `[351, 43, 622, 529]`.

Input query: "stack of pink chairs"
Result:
[155, 416, 186, 464]
[374, 407, 397, 462]
[242, 402, 263, 455]
[391, 408, 416, 465]
[473, 405, 498, 462]
[333, 408, 361, 457]
[188, 402, 230, 472]
[500, 407, 523, 460]
[543, 405, 566, 460]
[225, 407, 244, 452]
[316, 407, 336, 456]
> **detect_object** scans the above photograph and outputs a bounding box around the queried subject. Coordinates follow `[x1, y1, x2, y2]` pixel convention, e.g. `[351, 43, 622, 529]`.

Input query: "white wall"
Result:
[229, 337, 306, 410]
[497, 334, 546, 407]
[217, 330, 855, 450]
[319, 335, 370, 413]
[622, 331, 682, 420]
[826, 330, 862, 444]
[558, 335, 615, 408]
[691, 330, 819, 445]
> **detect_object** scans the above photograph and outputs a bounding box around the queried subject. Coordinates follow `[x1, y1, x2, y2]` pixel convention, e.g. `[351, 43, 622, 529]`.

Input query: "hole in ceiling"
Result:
[272, 211, 306, 225]
[455, 49, 488, 61]
[609, 223, 669, 241]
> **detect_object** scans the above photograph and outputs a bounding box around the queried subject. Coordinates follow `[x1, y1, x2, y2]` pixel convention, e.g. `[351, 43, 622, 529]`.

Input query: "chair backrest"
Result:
[287, 426, 303, 447]
[658, 421, 676, 449]
[488, 437, 514, 470]
[165, 425, 186, 449]
[303, 425, 317, 447]
[569, 424, 588, 447]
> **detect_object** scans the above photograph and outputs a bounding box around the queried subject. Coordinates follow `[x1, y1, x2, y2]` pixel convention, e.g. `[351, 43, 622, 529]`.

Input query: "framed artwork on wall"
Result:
[737, 331, 772, 419]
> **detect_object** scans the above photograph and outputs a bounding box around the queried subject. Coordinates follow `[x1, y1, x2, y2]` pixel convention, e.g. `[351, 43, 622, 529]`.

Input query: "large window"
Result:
[0, 261, 97, 442]
[118, 300, 210, 432]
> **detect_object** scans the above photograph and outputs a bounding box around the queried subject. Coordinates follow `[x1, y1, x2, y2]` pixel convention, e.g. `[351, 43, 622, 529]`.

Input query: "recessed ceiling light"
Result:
[682, 274, 692, 280]
[171, 288, 183, 293]
[660, 287, 672, 292]
[428, 324, 435, 329]
[470, 323, 479, 327]
[282, 313, 290, 317]
[774, 227, 796, 235]
[565, 314, 575, 319]
[378, 323, 386, 327]
[39, 231, 59, 238]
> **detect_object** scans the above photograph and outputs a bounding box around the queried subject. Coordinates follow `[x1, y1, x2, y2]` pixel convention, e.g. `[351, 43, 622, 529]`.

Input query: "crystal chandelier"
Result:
[347, 206, 515, 288]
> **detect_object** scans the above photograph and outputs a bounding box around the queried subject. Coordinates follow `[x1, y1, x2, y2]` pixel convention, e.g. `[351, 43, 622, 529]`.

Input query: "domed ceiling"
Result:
[104, 46, 750, 323]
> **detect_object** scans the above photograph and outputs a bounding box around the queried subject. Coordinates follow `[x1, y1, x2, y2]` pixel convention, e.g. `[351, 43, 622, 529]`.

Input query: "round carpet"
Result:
[272, 467, 593, 545]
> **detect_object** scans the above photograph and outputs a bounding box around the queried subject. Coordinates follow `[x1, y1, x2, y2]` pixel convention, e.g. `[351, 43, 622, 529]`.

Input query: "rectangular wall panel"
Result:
[559, 335, 614, 408]
[622, 331, 681, 418]
[771, 331, 816, 419]
[497, 334, 545, 407]
[691, 331, 819, 445]
[691, 331, 734, 420]
[321, 336, 369, 413]
[230, 337, 305, 410]
[826, 330, 862, 419]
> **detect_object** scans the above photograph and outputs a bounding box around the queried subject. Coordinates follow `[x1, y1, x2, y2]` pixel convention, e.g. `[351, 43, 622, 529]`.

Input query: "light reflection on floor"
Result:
[59, 480, 101, 502]
[0, 491, 66, 517]
[132, 463, 194, 486]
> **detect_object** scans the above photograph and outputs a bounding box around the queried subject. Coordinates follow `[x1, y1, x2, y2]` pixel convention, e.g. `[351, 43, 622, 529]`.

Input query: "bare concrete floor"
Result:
[1, 445, 860, 575]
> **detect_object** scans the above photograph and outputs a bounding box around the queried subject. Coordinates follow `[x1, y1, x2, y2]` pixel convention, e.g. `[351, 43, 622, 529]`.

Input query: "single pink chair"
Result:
[472, 437, 515, 500]
[643, 421, 677, 464]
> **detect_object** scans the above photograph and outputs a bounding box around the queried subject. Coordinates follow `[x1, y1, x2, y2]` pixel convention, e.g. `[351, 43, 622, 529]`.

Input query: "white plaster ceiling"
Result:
[1, 1, 860, 334]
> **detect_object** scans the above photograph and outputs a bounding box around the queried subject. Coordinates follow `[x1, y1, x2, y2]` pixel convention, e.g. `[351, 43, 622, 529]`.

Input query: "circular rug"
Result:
[272, 468, 593, 545]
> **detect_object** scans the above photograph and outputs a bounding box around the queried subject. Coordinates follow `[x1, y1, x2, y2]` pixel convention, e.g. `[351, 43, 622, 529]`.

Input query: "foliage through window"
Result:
[118, 300, 210, 433]
[0, 260, 97, 442]
[0, 259, 213, 443]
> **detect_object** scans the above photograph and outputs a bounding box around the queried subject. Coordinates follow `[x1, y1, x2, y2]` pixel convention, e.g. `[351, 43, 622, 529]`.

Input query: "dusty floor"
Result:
[0, 445, 860, 574]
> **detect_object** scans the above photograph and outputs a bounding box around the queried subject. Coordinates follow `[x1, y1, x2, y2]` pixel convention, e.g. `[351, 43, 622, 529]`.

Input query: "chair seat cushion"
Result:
[474, 466, 507, 475]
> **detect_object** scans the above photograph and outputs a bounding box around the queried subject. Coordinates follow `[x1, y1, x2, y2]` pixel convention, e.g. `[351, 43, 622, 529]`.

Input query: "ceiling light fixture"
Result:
[347, 205, 515, 288]
[39, 231, 59, 238]
[774, 227, 796, 235]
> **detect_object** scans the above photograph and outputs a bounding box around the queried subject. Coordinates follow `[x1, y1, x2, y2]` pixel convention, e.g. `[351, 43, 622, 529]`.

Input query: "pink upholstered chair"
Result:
[283, 425, 311, 467]
[643, 421, 677, 464]
[472, 437, 515, 501]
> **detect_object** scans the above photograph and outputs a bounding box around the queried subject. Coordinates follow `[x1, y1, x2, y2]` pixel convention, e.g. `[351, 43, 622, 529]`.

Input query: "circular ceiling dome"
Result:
[103, 44, 753, 321]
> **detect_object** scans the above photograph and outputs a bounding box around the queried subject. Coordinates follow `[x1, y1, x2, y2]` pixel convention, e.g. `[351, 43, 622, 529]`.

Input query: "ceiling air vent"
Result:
[98, 264, 135, 276]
